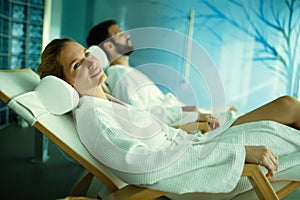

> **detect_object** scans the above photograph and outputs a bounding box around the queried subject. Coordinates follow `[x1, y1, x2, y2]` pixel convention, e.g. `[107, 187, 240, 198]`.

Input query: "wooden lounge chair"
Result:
[0, 68, 299, 200]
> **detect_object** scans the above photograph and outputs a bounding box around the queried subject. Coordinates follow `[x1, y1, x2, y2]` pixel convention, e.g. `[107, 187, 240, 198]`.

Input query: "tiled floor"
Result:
[283, 189, 300, 200]
[0, 124, 299, 200]
[282, 186, 300, 200]
[0, 124, 84, 200]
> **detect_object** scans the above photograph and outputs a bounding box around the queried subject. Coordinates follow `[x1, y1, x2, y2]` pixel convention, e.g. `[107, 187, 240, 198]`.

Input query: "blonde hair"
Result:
[38, 38, 75, 79]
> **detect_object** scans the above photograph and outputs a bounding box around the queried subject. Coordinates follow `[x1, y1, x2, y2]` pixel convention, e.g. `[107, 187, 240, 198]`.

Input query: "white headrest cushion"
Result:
[88, 45, 110, 69]
[35, 76, 79, 115]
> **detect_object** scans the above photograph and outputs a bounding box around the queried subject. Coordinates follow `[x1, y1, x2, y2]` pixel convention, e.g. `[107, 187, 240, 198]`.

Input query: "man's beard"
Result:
[114, 41, 134, 56]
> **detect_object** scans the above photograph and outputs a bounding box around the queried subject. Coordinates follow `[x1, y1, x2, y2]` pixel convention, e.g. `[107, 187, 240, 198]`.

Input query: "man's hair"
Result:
[86, 19, 117, 47]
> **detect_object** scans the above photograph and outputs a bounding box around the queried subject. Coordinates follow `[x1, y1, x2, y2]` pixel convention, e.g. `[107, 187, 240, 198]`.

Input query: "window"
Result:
[0, 0, 45, 128]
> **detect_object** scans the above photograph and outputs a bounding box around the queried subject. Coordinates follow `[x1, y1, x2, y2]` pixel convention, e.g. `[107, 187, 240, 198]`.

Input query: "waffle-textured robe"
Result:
[104, 64, 198, 126]
[74, 95, 300, 194]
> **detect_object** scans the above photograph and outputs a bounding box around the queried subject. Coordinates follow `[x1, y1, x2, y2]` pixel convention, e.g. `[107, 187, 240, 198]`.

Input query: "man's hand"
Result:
[182, 106, 198, 112]
[198, 113, 220, 130]
[175, 122, 211, 133]
[181, 106, 220, 130]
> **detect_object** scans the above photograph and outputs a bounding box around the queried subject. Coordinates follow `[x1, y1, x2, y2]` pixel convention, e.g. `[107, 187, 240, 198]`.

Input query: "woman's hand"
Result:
[245, 146, 278, 178]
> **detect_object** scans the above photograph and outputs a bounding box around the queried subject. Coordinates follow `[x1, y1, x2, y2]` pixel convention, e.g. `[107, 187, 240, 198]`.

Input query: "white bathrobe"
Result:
[74, 95, 300, 195]
[104, 64, 198, 126]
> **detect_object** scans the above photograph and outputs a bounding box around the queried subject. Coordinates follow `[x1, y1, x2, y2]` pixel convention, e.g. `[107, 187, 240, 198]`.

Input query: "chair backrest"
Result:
[0, 68, 127, 191]
[0, 68, 40, 103]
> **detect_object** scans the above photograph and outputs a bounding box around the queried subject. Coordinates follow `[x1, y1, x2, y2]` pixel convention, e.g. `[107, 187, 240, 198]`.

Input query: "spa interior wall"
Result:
[60, 0, 300, 114]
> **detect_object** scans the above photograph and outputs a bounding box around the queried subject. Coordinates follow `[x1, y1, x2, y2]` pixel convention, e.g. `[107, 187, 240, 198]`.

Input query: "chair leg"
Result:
[86, 176, 112, 198]
[102, 185, 168, 200]
[70, 170, 94, 196]
[242, 164, 279, 200]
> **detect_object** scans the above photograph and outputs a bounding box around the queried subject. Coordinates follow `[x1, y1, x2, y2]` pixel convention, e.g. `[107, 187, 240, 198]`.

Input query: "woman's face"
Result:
[59, 41, 106, 95]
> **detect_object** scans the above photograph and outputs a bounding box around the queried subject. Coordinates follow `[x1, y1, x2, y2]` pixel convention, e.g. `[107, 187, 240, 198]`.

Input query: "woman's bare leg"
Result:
[231, 96, 300, 129]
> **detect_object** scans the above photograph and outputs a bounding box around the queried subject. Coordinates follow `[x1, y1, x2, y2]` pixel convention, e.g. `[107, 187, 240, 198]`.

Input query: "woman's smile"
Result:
[90, 67, 102, 78]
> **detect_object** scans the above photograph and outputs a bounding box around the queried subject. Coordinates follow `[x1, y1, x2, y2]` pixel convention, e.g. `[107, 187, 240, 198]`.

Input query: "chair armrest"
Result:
[242, 164, 279, 200]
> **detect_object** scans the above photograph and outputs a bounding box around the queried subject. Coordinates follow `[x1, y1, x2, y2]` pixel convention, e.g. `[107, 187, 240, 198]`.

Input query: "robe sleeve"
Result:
[75, 102, 193, 174]
[105, 65, 198, 126]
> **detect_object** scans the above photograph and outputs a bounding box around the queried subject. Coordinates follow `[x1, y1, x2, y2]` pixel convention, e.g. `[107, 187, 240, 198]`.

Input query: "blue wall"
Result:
[61, 0, 94, 45]
[60, 0, 300, 113]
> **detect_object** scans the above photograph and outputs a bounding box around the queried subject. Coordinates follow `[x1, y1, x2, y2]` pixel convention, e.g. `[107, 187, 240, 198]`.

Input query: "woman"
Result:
[38, 38, 300, 195]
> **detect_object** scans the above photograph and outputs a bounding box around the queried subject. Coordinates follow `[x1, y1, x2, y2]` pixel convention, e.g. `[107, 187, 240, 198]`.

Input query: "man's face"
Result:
[108, 24, 134, 56]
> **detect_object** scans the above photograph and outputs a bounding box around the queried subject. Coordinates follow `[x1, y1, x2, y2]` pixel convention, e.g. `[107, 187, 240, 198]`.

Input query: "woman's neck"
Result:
[80, 86, 108, 100]
[94, 88, 108, 100]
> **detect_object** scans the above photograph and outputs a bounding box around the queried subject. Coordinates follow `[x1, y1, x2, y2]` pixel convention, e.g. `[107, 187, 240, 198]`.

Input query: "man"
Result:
[86, 20, 228, 130]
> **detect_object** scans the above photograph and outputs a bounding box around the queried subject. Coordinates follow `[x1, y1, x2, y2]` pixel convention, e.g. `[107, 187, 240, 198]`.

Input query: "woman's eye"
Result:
[85, 52, 91, 58]
[74, 63, 80, 70]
